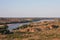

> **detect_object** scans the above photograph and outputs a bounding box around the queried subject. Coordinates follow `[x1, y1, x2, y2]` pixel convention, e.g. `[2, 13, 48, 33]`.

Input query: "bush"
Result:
[0, 24, 10, 34]
[52, 25, 59, 29]
[19, 24, 29, 29]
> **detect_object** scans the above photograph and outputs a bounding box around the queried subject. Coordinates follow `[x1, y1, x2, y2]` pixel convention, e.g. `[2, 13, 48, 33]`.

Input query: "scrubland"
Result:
[0, 19, 60, 40]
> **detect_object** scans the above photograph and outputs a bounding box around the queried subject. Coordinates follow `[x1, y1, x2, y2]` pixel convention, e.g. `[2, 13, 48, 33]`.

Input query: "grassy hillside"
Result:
[0, 19, 60, 40]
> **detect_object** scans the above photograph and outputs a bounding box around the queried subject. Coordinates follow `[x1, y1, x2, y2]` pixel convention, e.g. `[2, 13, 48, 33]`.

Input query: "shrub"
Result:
[0, 24, 9, 34]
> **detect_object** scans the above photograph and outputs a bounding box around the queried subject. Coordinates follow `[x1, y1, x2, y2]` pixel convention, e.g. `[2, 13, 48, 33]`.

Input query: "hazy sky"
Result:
[0, 0, 60, 17]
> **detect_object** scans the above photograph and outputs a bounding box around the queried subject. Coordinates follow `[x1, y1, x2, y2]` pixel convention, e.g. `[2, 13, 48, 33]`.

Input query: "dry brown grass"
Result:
[1, 19, 60, 40]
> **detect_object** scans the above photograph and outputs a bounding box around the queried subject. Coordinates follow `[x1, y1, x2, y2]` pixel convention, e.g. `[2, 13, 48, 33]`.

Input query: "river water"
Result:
[7, 19, 55, 30]
[7, 23, 30, 30]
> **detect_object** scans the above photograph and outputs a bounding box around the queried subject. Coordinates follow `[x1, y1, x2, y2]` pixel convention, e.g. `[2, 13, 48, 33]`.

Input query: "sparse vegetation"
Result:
[18, 24, 33, 29]
[0, 18, 60, 40]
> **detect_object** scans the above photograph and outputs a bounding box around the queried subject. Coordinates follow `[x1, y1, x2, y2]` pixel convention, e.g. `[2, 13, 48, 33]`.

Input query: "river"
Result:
[7, 19, 55, 30]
